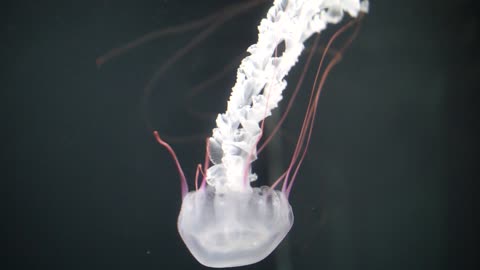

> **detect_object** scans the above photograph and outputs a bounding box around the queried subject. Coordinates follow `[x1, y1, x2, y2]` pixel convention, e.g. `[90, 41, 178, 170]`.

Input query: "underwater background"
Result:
[4, 0, 478, 269]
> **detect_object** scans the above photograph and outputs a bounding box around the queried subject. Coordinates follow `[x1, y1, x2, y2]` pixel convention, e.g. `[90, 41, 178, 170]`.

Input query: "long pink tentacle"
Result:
[153, 131, 188, 199]
[284, 15, 365, 197]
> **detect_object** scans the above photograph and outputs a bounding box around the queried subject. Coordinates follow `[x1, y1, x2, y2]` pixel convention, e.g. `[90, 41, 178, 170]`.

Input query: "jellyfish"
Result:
[149, 0, 369, 267]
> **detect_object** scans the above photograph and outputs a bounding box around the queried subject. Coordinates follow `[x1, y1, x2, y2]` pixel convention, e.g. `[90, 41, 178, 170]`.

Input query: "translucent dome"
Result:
[177, 186, 294, 268]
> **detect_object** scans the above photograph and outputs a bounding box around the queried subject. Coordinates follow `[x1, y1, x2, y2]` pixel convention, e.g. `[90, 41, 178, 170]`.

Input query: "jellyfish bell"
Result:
[153, 130, 294, 268]
[178, 185, 293, 268]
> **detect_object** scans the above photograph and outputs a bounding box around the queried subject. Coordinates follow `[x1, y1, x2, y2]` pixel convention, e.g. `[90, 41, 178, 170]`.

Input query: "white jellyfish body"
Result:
[153, 0, 368, 268]
[178, 186, 293, 268]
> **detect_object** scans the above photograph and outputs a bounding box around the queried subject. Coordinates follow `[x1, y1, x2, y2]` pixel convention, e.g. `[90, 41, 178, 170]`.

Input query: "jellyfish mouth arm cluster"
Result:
[206, 0, 369, 194]
[154, 0, 368, 268]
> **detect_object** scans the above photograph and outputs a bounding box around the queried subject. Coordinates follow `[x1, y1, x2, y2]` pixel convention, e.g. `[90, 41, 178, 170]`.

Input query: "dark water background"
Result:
[4, 0, 478, 269]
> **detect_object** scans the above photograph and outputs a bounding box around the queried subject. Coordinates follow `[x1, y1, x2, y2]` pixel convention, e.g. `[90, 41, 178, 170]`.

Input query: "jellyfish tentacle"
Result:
[96, 0, 269, 68]
[200, 138, 210, 190]
[284, 14, 366, 196]
[153, 131, 188, 198]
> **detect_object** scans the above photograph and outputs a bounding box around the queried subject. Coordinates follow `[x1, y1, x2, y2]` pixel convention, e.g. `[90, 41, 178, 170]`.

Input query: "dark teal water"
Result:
[4, 0, 477, 269]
